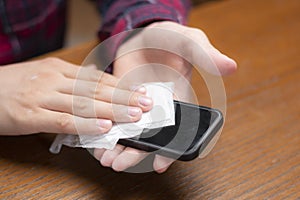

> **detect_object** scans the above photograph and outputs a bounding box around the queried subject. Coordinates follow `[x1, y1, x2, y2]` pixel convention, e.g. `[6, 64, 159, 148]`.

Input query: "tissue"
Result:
[50, 82, 175, 153]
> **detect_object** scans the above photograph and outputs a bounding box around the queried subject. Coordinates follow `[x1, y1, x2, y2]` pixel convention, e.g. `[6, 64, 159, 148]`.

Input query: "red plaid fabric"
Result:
[0, 0, 190, 65]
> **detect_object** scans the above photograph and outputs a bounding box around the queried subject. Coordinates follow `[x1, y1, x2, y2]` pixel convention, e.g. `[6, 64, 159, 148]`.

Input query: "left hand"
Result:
[93, 21, 237, 173]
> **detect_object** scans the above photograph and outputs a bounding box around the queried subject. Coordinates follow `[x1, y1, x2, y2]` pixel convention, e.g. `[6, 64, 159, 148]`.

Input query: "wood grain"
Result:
[1, 0, 299, 199]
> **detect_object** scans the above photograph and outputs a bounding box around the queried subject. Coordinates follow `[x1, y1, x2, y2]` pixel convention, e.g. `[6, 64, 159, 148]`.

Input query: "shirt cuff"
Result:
[98, 1, 190, 73]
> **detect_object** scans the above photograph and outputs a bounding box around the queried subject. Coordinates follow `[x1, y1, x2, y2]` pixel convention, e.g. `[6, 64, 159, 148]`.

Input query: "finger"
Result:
[100, 144, 125, 167]
[59, 79, 153, 111]
[207, 48, 237, 75]
[58, 62, 146, 93]
[140, 25, 237, 76]
[85, 64, 97, 70]
[111, 147, 149, 172]
[37, 109, 112, 135]
[185, 29, 237, 75]
[73, 68, 119, 87]
[43, 93, 143, 122]
[55, 61, 120, 87]
[93, 148, 106, 161]
[153, 155, 175, 173]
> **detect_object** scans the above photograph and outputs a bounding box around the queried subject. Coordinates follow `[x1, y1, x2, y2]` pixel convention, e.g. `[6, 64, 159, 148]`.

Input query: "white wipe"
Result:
[49, 82, 175, 153]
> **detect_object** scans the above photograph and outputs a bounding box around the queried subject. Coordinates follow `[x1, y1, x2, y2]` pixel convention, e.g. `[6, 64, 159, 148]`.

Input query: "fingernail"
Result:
[138, 96, 153, 107]
[128, 107, 142, 117]
[96, 119, 112, 131]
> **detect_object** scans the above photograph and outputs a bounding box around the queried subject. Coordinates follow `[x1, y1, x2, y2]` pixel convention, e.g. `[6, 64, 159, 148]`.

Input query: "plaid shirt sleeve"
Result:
[0, 0, 190, 66]
[97, 0, 191, 40]
[96, 0, 191, 73]
[0, 0, 66, 65]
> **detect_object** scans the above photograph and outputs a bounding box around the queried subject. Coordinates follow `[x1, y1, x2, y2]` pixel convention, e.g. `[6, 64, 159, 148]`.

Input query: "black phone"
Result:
[118, 100, 223, 161]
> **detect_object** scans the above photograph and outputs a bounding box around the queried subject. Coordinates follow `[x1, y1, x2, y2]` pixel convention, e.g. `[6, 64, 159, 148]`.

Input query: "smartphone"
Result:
[118, 100, 223, 161]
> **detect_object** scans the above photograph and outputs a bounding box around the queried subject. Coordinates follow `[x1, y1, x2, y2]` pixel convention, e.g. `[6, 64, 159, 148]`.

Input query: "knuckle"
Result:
[56, 113, 73, 133]
[111, 89, 125, 103]
[74, 97, 90, 112]
[109, 104, 118, 119]
[87, 71, 101, 82]
[130, 94, 139, 106]
[42, 57, 60, 65]
[94, 83, 105, 97]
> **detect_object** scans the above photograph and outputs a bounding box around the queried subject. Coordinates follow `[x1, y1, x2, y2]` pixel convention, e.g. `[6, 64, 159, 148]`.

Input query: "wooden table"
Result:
[1, 0, 299, 199]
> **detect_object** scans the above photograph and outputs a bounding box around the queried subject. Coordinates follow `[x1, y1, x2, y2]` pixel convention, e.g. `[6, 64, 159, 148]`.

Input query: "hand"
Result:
[0, 58, 153, 135]
[93, 22, 237, 173]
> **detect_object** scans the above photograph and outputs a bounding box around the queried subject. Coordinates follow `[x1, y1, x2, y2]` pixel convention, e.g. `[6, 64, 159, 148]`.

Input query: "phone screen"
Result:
[118, 101, 222, 161]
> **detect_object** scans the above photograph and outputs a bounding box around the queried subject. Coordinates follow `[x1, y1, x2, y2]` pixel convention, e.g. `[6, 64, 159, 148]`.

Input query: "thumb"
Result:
[207, 47, 237, 75]
[186, 30, 237, 76]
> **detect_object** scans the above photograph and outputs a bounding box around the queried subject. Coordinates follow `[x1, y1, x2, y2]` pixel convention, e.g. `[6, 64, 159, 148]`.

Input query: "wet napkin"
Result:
[50, 82, 175, 153]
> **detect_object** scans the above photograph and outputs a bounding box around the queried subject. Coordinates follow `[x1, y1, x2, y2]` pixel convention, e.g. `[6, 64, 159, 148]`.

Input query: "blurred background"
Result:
[65, 0, 100, 47]
[65, 0, 214, 47]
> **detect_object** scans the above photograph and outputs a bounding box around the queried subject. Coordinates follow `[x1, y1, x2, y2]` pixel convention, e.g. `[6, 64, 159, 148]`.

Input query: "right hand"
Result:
[94, 22, 237, 173]
[0, 58, 153, 136]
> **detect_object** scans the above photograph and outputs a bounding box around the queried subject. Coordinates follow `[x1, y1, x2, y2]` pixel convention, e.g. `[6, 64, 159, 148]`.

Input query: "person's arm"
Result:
[97, 0, 191, 40]
[96, 0, 191, 74]
[93, 0, 237, 173]
[0, 58, 153, 136]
